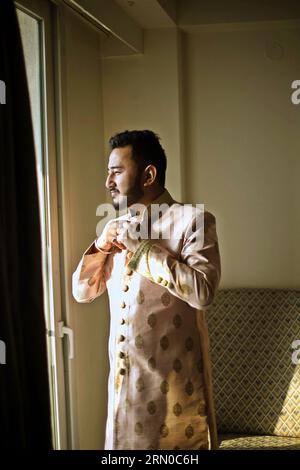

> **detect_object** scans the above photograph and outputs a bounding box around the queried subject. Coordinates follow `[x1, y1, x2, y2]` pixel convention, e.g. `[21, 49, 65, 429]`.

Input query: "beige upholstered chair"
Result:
[207, 289, 300, 450]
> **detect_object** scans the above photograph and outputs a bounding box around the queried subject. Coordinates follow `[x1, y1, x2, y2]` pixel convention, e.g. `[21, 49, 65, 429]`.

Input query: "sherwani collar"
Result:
[150, 188, 175, 206]
[128, 188, 175, 221]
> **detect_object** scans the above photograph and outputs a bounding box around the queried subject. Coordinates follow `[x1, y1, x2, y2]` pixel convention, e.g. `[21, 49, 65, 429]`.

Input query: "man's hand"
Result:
[96, 219, 126, 253]
[116, 221, 142, 253]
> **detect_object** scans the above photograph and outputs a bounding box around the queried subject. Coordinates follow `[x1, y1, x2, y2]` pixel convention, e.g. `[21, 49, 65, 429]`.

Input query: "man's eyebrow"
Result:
[108, 165, 124, 170]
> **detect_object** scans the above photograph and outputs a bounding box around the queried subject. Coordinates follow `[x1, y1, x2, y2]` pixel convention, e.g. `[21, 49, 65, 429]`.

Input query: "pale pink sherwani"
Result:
[72, 190, 221, 450]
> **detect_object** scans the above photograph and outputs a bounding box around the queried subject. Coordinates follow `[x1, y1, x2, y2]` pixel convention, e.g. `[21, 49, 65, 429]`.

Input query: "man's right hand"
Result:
[96, 220, 126, 253]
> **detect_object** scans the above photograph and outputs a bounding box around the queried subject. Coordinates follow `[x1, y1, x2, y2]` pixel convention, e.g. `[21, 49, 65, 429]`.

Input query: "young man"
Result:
[72, 130, 221, 450]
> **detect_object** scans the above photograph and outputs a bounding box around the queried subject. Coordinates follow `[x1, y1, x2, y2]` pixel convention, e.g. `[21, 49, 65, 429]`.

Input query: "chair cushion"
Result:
[219, 433, 300, 450]
[206, 289, 300, 437]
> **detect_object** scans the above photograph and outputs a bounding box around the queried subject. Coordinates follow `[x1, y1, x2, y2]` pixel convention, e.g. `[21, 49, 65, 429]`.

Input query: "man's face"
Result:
[105, 145, 144, 210]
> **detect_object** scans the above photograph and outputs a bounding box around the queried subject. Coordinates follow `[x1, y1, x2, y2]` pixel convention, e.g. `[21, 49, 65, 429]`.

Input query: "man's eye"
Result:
[107, 170, 122, 176]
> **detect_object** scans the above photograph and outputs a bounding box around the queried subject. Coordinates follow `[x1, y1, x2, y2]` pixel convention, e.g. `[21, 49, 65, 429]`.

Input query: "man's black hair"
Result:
[109, 130, 167, 187]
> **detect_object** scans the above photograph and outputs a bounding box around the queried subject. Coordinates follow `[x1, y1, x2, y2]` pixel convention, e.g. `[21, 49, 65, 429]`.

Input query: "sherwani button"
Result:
[119, 351, 125, 358]
[156, 276, 163, 283]
[122, 285, 129, 292]
[119, 368, 126, 375]
[162, 280, 168, 286]
[121, 301, 126, 308]
[118, 335, 125, 342]
[126, 268, 133, 276]
[120, 318, 126, 325]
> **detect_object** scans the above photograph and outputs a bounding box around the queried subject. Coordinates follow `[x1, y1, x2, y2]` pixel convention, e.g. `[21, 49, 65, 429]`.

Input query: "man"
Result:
[72, 130, 221, 450]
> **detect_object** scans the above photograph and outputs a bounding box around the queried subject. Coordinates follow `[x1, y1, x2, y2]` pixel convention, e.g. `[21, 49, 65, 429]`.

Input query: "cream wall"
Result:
[101, 28, 184, 201]
[182, 26, 300, 288]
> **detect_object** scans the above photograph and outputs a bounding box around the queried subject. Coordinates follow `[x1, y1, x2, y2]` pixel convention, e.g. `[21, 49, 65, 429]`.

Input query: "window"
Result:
[17, 0, 66, 449]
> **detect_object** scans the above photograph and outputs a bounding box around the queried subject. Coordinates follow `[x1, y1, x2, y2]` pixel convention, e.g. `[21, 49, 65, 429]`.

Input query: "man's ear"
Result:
[143, 165, 157, 187]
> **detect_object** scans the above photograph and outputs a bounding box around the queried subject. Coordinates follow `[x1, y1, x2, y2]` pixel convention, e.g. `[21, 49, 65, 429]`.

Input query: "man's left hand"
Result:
[116, 221, 142, 253]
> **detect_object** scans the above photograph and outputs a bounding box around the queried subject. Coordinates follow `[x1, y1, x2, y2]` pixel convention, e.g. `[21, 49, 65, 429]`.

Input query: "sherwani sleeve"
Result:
[72, 239, 114, 303]
[127, 211, 221, 309]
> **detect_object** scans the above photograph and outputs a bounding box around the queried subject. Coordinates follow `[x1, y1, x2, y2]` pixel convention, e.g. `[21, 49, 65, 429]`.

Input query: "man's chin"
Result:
[112, 201, 120, 210]
[110, 191, 143, 211]
[111, 196, 128, 211]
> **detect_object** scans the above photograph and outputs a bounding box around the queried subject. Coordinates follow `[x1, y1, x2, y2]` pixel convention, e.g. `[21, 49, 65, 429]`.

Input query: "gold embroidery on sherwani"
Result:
[173, 402, 182, 416]
[147, 313, 157, 328]
[134, 422, 143, 435]
[173, 314, 182, 328]
[147, 401, 157, 415]
[185, 425, 194, 439]
[185, 337, 194, 351]
[160, 380, 169, 394]
[173, 358, 182, 373]
[136, 377, 145, 392]
[161, 292, 171, 306]
[156, 366, 208, 450]
[125, 399, 130, 411]
[136, 290, 144, 304]
[198, 402, 206, 415]
[135, 335, 144, 349]
[160, 335, 169, 350]
[180, 284, 193, 296]
[185, 380, 194, 396]
[148, 357, 156, 370]
[160, 424, 169, 437]
[197, 359, 203, 372]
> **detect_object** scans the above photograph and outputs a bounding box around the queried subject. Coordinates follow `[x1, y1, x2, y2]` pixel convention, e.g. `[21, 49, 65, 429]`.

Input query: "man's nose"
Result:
[105, 174, 114, 190]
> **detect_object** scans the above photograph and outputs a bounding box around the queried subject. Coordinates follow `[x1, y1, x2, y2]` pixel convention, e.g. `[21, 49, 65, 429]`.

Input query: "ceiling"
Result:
[114, 0, 176, 28]
[114, 0, 300, 29]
